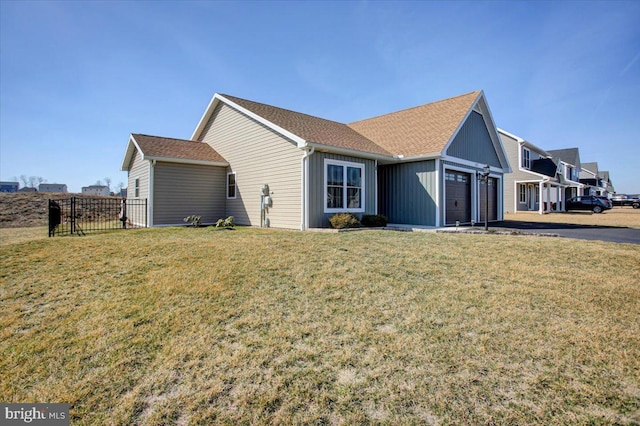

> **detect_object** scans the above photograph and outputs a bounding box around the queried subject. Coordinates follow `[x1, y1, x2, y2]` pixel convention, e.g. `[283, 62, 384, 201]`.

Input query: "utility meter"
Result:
[261, 184, 270, 196]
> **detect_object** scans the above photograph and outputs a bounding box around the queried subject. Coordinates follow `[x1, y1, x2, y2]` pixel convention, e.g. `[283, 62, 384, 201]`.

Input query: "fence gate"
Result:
[48, 197, 147, 237]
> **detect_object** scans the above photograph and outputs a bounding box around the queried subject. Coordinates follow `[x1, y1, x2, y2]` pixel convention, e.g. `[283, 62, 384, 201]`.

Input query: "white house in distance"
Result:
[82, 185, 110, 196]
[39, 183, 68, 193]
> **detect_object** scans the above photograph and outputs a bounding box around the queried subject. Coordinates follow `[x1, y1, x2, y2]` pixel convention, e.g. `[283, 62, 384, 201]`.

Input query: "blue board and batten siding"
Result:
[446, 111, 501, 168]
[307, 152, 376, 228]
[378, 161, 438, 226]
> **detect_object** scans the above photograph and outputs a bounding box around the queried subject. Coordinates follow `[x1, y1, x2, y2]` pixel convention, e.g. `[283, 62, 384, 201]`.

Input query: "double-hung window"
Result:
[324, 159, 365, 213]
[522, 148, 531, 169]
[227, 172, 236, 199]
[519, 184, 526, 203]
[134, 178, 140, 198]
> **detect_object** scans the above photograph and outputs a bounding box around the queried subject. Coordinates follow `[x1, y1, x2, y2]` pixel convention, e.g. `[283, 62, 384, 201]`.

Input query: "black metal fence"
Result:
[48, 197, 147, 237]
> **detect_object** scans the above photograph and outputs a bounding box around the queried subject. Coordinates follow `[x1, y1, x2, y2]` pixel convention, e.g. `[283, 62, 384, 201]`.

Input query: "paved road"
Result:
[492, 221, 640, 245]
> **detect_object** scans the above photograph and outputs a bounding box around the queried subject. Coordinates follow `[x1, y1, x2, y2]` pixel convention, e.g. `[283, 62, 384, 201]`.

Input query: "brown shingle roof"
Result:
[132, 134, 226, 163]
[220, 94, 392, 156]
[348, 91, 481, 157]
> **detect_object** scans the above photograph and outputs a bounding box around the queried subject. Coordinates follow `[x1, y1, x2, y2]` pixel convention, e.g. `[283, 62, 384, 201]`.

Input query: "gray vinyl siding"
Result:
[127, 148, 149, 226]
[446, 111, 501, 167]
[308, 152, 376, 228]
[198, 103, 303, 229]
[378, 160, 437, 226]
[153, 162, 226, 225]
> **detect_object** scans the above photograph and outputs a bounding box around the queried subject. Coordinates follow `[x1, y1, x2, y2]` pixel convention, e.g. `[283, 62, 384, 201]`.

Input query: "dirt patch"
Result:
[0, 192, 121, 228]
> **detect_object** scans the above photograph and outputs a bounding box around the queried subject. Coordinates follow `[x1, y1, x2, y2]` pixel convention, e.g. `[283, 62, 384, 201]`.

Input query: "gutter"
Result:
[301, 145, 315, 230]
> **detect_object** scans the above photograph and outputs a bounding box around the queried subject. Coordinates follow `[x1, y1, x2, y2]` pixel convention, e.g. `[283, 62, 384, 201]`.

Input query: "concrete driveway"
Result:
[492, 221, 640, 245]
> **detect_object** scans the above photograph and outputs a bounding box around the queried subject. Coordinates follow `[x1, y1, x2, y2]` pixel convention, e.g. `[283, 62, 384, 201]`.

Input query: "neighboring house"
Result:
[546, 148, 583, 200]
[580, 162, 611, 196]
[82, 185, 110, 196]
[599, 171, 614, 196]
[122, 91, 511, 229]
[499, 129, 566, 214]
[0, 181, 19, 193]
[38, 183, 67, 193]
[18, 187, 37, 192]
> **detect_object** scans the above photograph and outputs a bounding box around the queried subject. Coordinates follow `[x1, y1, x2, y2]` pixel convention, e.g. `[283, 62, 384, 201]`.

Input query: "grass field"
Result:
[506, 207, 640, 229]
[1, 227, 639, 424]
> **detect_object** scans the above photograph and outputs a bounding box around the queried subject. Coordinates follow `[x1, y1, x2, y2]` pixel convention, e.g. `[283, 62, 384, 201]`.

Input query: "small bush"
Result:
[183, 215, 202, 227]
[361, 214, 388, 227]
[215, 216, 235, 228]
[329, 213, 361, 229]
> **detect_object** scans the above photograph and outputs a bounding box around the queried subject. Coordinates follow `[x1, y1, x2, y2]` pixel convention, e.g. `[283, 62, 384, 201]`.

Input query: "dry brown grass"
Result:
[506, 207, 640, 229]
[1, 227, 639, 424]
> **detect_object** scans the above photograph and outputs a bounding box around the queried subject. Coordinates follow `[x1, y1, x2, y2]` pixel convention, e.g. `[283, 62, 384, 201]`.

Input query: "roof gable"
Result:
[121, 134, 228, 170]
[189, 91, 509, 169]
[348, 91, 481, 157]
[220, 95, 391, 156]
[547, 148, 580, 168]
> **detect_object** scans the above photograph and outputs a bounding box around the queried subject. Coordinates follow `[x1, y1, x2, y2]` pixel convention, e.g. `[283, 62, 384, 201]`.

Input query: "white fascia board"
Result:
[520, 140, 550, 157]
[190, 94, 220, 141]
[516, 167, 558, 181]
[441, 91, 481, 155]
[440, 155, 505, 173]
[392, 152, 441, 162]
[192, 93, 308, 147]
[144, 156, 229, 167]
[497, 128, 525, 142]
[306, 142, 394, 162]
[473, 92, 512, 172]
[121, 135, 143, 171]
[442, 92, 511, 172]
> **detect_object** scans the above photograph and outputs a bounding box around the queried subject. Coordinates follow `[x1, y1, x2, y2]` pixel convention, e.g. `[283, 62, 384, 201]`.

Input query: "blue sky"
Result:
[1, 0, 638, 193]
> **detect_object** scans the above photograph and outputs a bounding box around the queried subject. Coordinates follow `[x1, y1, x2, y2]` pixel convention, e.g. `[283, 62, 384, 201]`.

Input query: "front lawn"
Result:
[506, 208, 640, 229]
[1, 227, 639, 424]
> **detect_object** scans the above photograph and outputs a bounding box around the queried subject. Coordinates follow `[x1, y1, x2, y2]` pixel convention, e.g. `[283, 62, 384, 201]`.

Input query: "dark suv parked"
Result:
[566, 195, 612, 213]
[612, 194, 640, 208]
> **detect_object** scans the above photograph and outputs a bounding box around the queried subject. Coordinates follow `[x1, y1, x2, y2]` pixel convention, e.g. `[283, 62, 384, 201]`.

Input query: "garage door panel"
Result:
[445, 171, 471, 225]
[479, 177, 497, 222]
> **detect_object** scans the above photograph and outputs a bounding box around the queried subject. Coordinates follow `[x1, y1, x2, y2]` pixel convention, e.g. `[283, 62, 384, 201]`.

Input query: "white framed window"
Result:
[134, 178, 140, 198]
[519, 184, 526, 203]
[324, 159, 365, 213]
[227, 172, 236, 199]
[522, 148, 531, 169]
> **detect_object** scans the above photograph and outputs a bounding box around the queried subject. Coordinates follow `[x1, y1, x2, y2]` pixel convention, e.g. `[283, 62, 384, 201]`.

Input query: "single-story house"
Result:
[39, 183, 68, 193]
[122, 90, 511, 229]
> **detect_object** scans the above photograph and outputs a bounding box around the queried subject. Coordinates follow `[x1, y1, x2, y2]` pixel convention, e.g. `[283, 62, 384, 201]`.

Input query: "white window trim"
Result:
[323, 159, 365, 214]
[522, 147, 531, 169]
[134, 178, 140, 198]
[519, 184, 527, 203]
[226, 172, 237, 199]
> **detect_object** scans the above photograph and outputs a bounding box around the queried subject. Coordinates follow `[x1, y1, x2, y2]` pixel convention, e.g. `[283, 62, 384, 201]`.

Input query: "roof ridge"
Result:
[349, 90, 481, 124]
[220, 94, 348, 126]
[133, 133, 201, 143]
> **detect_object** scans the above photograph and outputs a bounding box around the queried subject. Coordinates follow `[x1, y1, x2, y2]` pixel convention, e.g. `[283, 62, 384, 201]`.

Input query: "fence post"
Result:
[70, 197, 76, 235]
[145, 198, 148, 228]
[121, 199, 127, 229]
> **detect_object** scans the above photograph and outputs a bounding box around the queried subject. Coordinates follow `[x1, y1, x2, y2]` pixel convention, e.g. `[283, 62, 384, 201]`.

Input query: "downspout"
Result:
[435, 158, 441, 226]
[301, 146, 315, 230]
[374, 160, 378, 215]
[148, 159, 156, 226]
